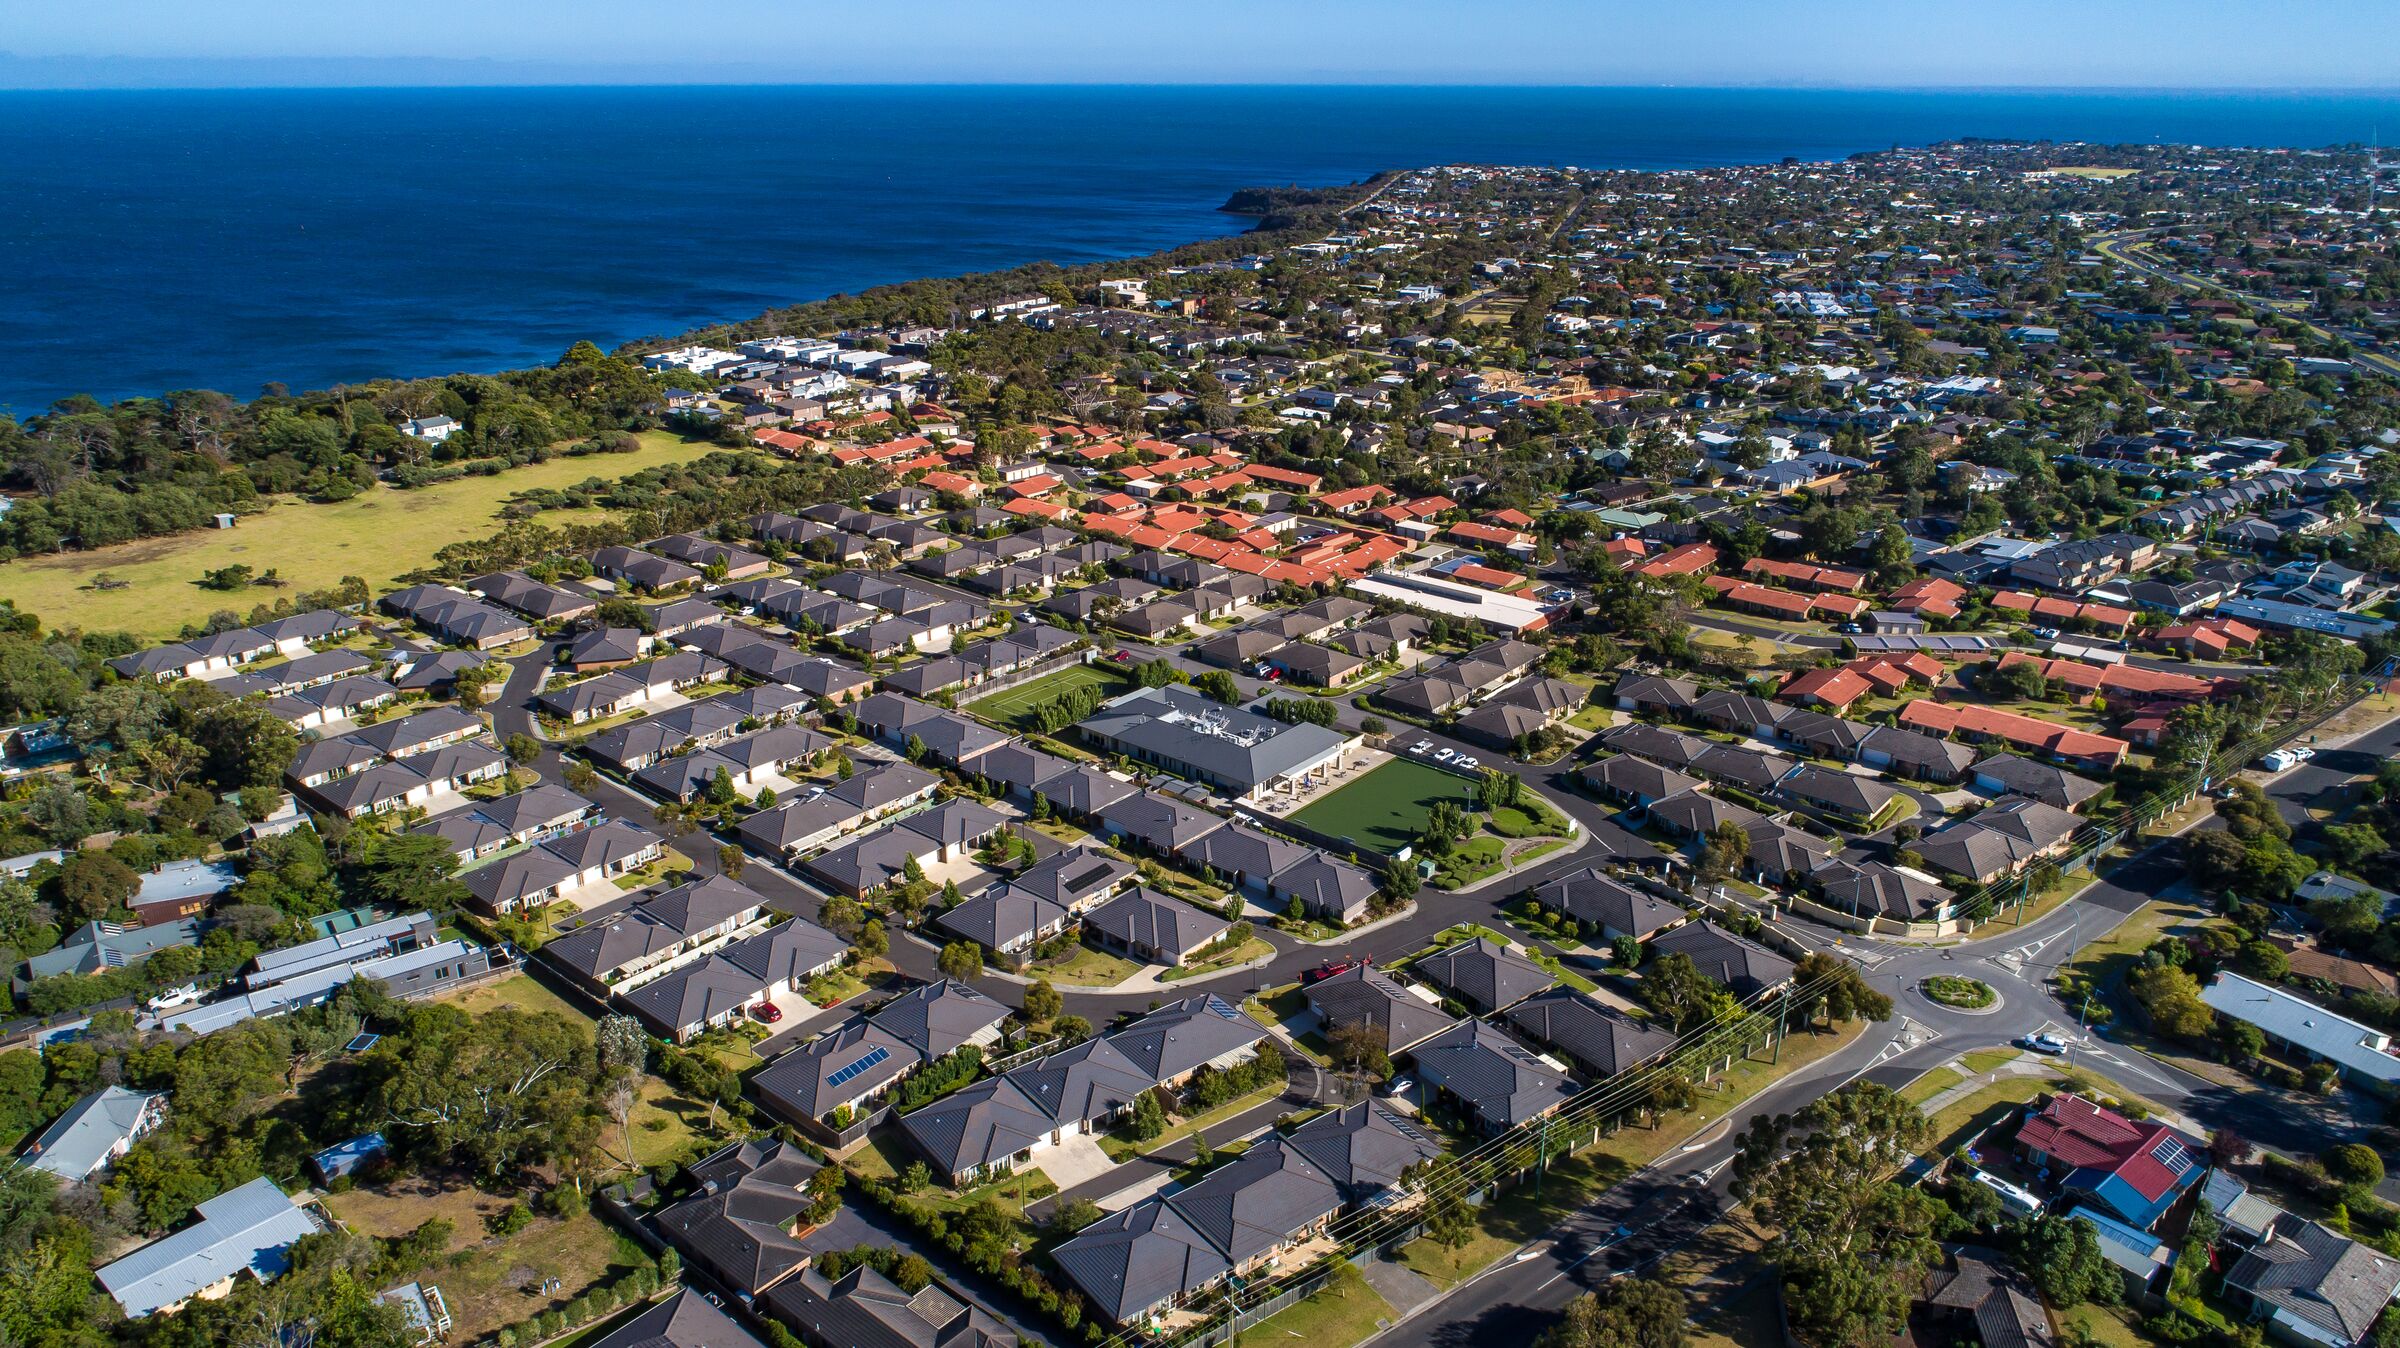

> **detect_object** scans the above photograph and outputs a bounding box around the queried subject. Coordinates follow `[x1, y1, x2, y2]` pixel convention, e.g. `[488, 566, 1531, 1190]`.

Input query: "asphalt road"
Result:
[2093, 230, 2400, 383]
[1378, 707, 2400, 1346]
[487, 630, 2398, 1347]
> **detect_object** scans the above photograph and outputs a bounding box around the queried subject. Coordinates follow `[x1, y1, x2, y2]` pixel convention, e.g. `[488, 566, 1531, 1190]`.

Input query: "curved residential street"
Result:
[485, 635, 2400, 1347]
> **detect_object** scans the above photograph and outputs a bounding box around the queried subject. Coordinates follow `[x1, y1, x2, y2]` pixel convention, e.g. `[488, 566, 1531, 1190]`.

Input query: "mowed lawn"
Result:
[0, 432, 731, 638]
[1290, 757, 1477, 854]
[966, 662, 1132, 729]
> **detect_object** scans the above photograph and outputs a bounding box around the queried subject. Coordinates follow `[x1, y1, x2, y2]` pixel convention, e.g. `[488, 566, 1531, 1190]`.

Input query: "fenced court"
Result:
[1289, 757, 1478, 855]
[964, 662, 1131, 729]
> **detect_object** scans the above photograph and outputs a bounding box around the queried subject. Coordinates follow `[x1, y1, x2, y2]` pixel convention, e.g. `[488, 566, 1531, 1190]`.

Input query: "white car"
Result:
[147, 984, 201, 1012]
[1433, 749, 1455, 763]
[1410, 740, 1434, 756]
[2019, 1033, 2068, 1054]
[2294, 746, 2318, 760]
[1456, 756, 1480, 771]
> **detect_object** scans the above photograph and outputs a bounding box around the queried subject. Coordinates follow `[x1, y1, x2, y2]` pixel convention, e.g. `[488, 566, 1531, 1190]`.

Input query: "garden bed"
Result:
[1921, 975, 1996, 1009]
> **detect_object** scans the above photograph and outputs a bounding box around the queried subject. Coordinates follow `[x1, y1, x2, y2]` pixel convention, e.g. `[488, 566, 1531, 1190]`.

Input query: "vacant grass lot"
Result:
[0, 432, 731, 637]
[1290, 757, 1478, 855]
[322, 1176, 644, 1342]
[965, 662, 1132, 730]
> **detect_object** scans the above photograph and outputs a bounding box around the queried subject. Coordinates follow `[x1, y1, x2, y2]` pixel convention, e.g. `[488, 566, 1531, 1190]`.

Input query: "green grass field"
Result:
[0, 431, 731, 637]
[1290, 757, 1478, 854]
[965, 662, 1132, 729]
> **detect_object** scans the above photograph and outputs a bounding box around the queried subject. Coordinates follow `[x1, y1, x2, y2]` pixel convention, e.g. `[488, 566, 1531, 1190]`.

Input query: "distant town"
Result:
[0, 137, 2397, 1348]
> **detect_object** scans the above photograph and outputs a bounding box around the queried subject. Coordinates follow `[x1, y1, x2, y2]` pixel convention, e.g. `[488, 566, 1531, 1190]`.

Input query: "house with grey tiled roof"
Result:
[1504, 989, 1676, 1080]
[763, 1264, 1017, 1348]
[1161, 1137, 1341, 1270]
[1650, 921, 1796, 999]
[751, 1022, 921, 1141]
[651, 1140, 820, 1299]
[1581, 753, 1704, 810]
[1407, 1018, 1578, 1135]
[1303, 963, 1458, 1054]
[1284, 1101, 1445, 1210]
[2225, 1214, 2400, 1347]
[1048, 1197, 1232, 1328]
[1105, 995, 1265, 1087]
[868, 979, 1010, 1060]
[1082, 888, 1232, 967]
[936, 885, 1070, 960]
[1412, 936, 1554, 1014]
[1528, 868, 1687, 943]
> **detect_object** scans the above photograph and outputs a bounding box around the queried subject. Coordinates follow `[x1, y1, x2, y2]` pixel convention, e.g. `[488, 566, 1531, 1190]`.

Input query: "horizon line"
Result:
[5, 78, 2400, 96]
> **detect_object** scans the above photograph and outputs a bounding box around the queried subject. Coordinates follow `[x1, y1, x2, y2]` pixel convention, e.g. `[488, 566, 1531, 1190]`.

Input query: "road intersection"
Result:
[486, 634, 2399, 1347]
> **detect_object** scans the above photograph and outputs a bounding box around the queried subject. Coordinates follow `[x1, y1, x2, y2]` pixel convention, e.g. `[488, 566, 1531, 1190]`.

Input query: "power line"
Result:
[1072, 965, 1855, 1348]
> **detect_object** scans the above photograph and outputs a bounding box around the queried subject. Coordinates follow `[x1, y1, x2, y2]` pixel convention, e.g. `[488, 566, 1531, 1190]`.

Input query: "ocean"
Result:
[3, 84, 2397, 410]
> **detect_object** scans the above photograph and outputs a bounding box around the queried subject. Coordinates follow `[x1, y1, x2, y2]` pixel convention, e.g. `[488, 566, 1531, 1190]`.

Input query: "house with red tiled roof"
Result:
[1005, 474, 1062, 499]
[2147, 618, 2262, 660]
[1320, 486, 1398, 515]
[1887, 577, 1966, 619]
[2014, 1093, 2202, 1231]
[1003, 498, 1069, 521]
[1636, 543, 1718, 580]
[1994, 652, 2223, 704]
[1780, 667, 1871, 713]
[1743, 558, 1866, 593]
[751, 428, 817, 455]
[1243, 465, 1323, 493]
[1703, 577, 1813, 622]
[1148, 508, 1213, 536]
[918, 471, 979, 498]
[1899, 700, 2129, 771]
[1484, 508, 1535, 529]
[1991, 591, 2136, 635]
[1451, 564, 1532, 593]
[1447, 522, 1534, 554]
[1809, 593, 1870, 622]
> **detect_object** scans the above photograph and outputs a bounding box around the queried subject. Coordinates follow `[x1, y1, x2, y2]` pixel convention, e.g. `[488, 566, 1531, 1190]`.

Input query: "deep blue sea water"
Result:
[4, 84, 2398, 410]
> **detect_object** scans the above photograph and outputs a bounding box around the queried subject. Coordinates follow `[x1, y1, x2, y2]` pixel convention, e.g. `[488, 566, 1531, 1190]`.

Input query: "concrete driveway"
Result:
[1036, 1132, 1117, 1192]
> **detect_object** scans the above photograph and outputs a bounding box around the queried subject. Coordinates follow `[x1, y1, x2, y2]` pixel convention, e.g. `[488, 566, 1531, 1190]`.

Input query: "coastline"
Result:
[10, 84, 2399, 409]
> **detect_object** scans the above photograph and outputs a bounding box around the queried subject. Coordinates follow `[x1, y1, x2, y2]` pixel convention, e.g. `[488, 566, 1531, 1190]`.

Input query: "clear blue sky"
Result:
[4, 0, 2394, 90]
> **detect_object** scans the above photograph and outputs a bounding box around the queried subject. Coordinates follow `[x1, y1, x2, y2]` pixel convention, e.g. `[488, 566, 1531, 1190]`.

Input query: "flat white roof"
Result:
[1345, 572, 1549, 632]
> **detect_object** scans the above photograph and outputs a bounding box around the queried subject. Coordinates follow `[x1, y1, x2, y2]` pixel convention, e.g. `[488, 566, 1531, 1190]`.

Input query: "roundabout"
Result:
[1919, 974, 2002, 1014]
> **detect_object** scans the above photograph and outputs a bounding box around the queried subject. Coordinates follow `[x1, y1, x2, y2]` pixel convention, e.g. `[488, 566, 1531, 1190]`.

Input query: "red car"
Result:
[750, 1002, 783, 1024]
[1110, 650, 1135, 663]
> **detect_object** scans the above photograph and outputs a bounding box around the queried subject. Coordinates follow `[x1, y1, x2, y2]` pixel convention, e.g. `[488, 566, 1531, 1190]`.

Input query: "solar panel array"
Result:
[1851, 634, 1993, 653]
[827, 1044, 890, 1088]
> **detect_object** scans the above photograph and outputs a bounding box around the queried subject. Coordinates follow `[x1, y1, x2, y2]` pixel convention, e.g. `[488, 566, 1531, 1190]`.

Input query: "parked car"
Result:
[2018, 1032, 2067, 1054]
[1836, 623, 1861, 634]
[1456, 756, 1480, 771]
[2257, 749, 2298, 773]
[1433, 749, 1455, 763]
[2030, 626, 2061, 640]
[2294, 746, 2318, 760]
[147, 984, 201, 1012]
[1110, 650, 1134, 664]
[1409, 739, 1434, 755]
[751, 1002, 784, 1024]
